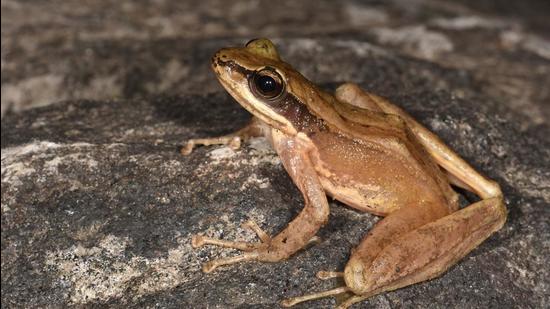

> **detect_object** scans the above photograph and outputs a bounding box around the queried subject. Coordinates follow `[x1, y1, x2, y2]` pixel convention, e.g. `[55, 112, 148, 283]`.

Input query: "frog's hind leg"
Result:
[281, 286, 351, 307]
[316, 270, 344, 279]
[343, 196, 505, 301]
[280, 271, 380, 308]
[181, 117, 266, 155]
[282, 288, 377, 309]
[280, 271, 351, 307]
[332, 83, 507, 306]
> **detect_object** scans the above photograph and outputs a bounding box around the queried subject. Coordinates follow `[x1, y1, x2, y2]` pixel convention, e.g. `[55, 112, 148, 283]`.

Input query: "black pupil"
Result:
[257, 75, 277, 94]
[251, 69, 284, 99]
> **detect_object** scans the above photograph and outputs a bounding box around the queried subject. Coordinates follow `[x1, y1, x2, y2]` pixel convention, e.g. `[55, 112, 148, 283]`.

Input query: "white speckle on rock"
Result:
[500, 30, 550, 60]
[430, 16, 507, 30]
[2, 142, 64, 186]
[280, 38, 324, 55]
[247, 137, 271, 152]
[135, 240, 199, 295]
[1, 74, 65, 113]
[1, 141, 63, 161]
[280, 38, 387, 58]
[371, 25, 454, 60]
[46, 233, 203, 304]
[522, 35, 550, 60]
[0, 162, 36, 187]
[44, 153, 99, 173]
[1, 141, 102, 190]
[208, 146, 236, 161]
[45, 234, 139, 304]
[428, 117, 448, 132]
[246, 138, 280, 166]
[98, 234, 130, 256]
[332, 39, 389, 57]
[240, 173, 271, 191]
[500, 30, 523, 48]
[194, 139, 279, 178]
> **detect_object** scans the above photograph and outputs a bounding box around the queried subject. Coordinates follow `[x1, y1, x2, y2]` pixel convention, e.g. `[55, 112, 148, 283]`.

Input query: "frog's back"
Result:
[308, 127, 459, 216]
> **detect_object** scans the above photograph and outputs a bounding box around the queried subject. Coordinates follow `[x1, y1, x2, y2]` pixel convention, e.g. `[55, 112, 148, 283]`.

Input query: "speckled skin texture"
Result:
[1, 0, 549, 308]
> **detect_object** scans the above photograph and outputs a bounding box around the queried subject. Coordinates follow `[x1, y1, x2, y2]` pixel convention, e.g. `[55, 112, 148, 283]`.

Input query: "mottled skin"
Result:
[184, 39, 507, 308]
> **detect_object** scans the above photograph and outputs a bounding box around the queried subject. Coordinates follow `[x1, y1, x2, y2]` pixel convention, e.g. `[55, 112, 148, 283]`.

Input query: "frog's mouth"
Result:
[211, 55, 298, 136]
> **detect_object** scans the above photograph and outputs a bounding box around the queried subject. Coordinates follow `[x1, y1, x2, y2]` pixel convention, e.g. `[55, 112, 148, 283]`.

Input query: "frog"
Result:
[182, 38, 507, 308]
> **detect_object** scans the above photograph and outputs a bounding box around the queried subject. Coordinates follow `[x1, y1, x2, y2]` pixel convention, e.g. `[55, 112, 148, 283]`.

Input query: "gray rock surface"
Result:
[2, 1, 550, 308]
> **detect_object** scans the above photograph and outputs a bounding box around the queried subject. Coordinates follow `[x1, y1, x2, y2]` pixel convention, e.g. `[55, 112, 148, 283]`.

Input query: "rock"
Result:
[2, 0, 550, 308]
[2, 37, 549, 307]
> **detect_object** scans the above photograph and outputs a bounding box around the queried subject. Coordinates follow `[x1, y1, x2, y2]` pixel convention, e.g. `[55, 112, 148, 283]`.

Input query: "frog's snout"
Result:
[211, 51, 221, 69]
[211, 49, 230, 69]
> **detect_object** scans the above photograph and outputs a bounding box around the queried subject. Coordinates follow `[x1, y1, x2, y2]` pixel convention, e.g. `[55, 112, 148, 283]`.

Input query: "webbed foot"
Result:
[191, 220, 269, 272]
[192, 220, 321, 272]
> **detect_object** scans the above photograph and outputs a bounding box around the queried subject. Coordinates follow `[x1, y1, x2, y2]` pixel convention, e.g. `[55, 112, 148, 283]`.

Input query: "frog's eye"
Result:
[250, 68, 285, 100]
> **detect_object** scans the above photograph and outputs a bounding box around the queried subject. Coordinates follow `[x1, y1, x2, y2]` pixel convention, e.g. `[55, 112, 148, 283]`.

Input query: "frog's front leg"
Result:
[181, 117, 267, 155]
[192, 131, 329, 272]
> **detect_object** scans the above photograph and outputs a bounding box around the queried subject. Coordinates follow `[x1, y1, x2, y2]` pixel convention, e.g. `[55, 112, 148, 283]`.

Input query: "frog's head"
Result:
[211, 38, 324, 136]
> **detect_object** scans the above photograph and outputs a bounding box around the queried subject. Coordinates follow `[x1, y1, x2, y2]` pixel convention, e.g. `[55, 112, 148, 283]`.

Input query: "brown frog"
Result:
[183, 39, 506, 308]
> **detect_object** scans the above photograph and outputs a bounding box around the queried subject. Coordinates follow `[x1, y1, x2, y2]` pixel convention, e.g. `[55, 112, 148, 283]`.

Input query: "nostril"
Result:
[212, 52, 226, 63]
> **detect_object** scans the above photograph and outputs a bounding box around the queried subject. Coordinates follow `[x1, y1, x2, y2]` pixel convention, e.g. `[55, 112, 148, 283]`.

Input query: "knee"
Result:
[335, 83, 360, 99]
[344, 256, 372, 295]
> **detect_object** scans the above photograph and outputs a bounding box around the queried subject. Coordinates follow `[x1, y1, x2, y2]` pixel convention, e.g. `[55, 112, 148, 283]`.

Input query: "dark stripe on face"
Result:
[215, 58, 255, 78]
[268, 92, 325, 133]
